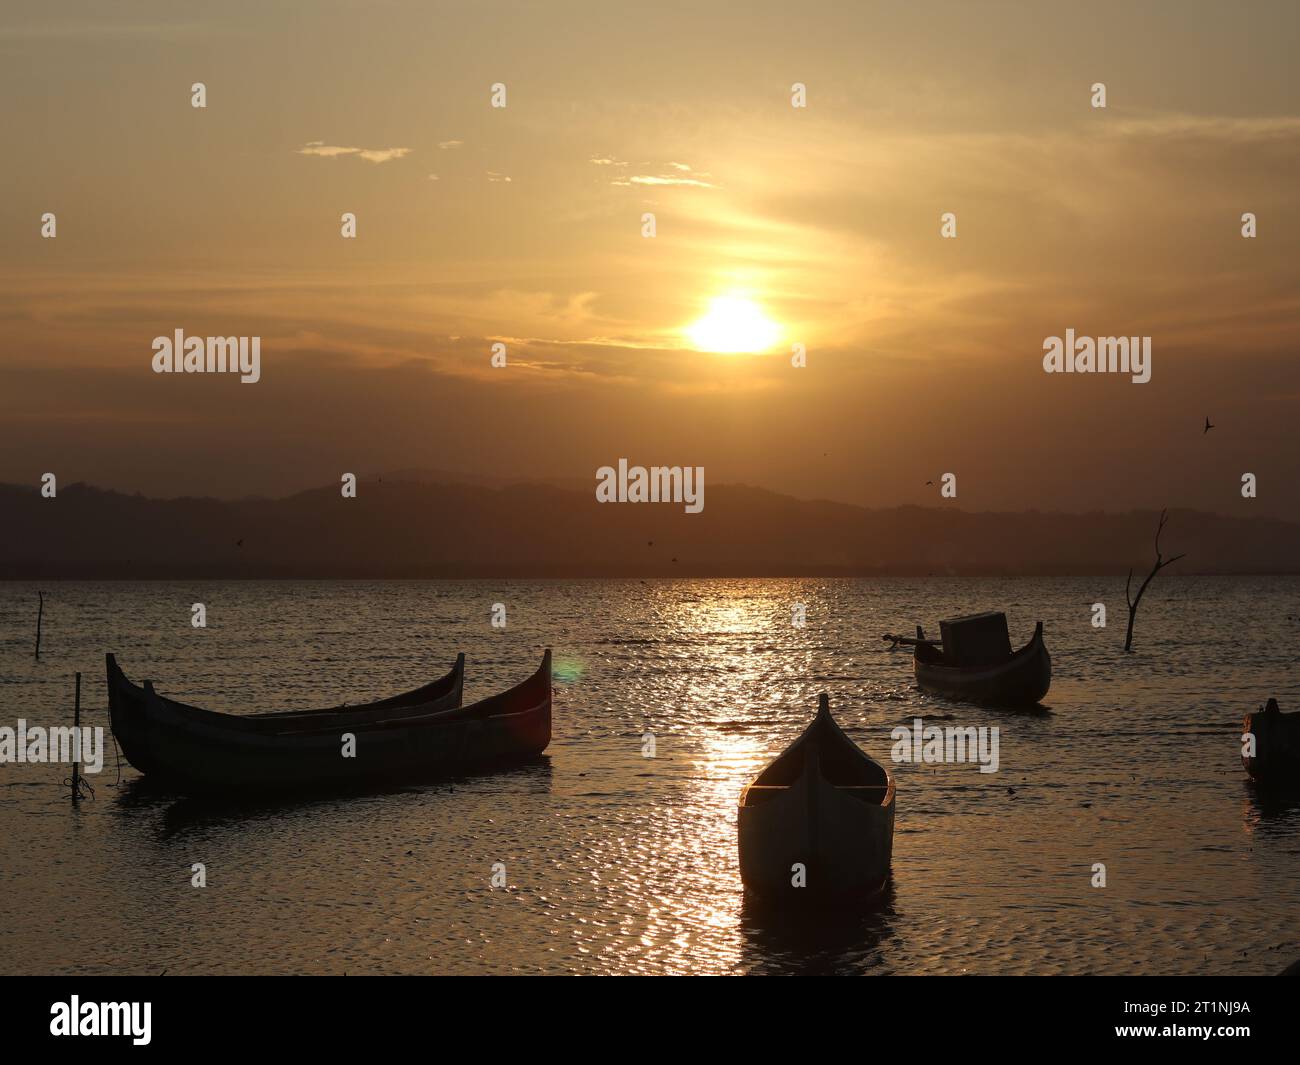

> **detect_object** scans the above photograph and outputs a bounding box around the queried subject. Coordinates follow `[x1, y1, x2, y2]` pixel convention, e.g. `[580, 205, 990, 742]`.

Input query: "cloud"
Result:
[1106, 113, 1300, 144]
[486, 171, 512, 183]
[297, 142, 355, 159]
[297, 142, 411, 163]
[614, 174, 718, 188]
[604, 159, 716, 188]
[357, 147, 411, 163]
[438, 139, 464, 149]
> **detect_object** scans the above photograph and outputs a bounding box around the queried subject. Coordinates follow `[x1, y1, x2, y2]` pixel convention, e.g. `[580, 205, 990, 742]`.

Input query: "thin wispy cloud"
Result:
[438, 139, 464, 149]
[602, 159, 717, 188]
[615, 174, 718, 188]
[298, 142, 412, 163]
[357, 147, 411, 163]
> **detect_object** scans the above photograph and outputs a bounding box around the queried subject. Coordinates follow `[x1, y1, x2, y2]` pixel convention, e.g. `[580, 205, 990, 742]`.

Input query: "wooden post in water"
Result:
[71, 672, 81, 802]
[35, 591, 44, 660]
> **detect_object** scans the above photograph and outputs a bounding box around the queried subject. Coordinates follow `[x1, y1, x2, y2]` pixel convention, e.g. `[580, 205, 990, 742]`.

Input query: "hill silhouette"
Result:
[2, 479, 1298, 578]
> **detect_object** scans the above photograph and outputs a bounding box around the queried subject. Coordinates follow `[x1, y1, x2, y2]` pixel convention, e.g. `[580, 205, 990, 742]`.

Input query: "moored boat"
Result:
[737, 693, 895, 900]
[106, 651, 552, 795]
[907, 612, 1051, 707]
[1242, 698, 1300, 788]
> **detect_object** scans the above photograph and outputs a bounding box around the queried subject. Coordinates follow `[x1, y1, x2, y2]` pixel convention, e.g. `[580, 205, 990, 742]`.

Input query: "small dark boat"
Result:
[1242, 698, 1300, 787]
[106, 651, 552, 795]
[737, 694, 895, 900]
[907, 612, 1050, 707]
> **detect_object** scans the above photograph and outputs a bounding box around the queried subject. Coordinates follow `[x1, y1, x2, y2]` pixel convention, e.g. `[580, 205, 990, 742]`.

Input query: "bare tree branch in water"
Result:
[1124, 509, 1186, 652]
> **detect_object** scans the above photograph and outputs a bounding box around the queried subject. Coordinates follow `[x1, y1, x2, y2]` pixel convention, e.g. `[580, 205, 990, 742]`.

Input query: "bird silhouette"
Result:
[925, 480, 934, 486]
[235, 539, 244, 548]
[647, 540, 653, 547]
[1204, 417, 1215, 434]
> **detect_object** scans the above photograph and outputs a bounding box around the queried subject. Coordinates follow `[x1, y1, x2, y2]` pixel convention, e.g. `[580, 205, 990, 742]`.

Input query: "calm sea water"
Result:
[1, 578, 1297, 975]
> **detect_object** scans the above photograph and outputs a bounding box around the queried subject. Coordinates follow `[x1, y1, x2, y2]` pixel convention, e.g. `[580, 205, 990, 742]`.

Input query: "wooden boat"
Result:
[105, 651, 552, 795]
[905, 613, 1050, 707]
[737, 694, 895, 900]
[1242, 699, 1300, 788]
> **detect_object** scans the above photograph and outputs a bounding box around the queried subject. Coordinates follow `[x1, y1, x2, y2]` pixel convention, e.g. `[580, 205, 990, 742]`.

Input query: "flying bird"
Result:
[235, 539, 244, 548]
[1204, 417, 1215, 434]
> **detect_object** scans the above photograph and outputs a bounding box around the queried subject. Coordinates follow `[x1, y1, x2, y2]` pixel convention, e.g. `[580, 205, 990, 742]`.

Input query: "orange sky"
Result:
[2, 0, 1298, 517]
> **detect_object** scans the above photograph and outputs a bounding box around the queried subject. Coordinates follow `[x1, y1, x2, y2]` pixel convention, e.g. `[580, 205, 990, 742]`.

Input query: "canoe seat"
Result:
[745, 784, 890, 800]
[746, 784, 887, 791]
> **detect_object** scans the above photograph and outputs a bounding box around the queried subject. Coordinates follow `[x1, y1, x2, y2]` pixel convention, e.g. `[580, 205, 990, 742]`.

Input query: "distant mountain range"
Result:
[3, 478, 1299, 578]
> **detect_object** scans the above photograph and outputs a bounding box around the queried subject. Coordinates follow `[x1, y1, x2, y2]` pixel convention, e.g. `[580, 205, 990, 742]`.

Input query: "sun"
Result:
[687, 295, 781, 354]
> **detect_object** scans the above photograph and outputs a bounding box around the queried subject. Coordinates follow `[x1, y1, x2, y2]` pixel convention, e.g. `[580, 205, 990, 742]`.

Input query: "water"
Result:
[1, 578, 1297, 975]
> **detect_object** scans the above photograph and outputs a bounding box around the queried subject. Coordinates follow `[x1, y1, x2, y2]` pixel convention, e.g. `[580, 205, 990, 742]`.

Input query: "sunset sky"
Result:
[3, 0, 1298, 517]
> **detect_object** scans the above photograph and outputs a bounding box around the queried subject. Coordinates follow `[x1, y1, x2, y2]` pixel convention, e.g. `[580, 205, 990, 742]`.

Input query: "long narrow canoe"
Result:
[914, 621, 1051, 707]
[738, 694, 895, 900]
[106, 651, 552, 795]
[1242, 699, 1300, 788]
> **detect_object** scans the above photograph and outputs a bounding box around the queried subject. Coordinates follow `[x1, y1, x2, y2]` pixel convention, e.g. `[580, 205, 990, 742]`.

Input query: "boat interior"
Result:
[257, 661, 464, 717]
[112, 663, 464, 735]
[742, 722, 892, 808]
[149, 652, 547, 737]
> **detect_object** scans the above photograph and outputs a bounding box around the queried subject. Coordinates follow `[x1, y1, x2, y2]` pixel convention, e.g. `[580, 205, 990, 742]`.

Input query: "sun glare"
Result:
[687, 295, 781, 354]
